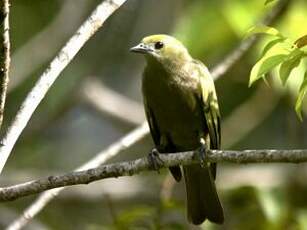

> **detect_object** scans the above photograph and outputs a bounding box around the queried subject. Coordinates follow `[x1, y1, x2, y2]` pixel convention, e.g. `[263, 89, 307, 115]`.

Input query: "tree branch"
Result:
[1, 149, 307, 202]
[0, 0, 10, 129]
[0, 0, 127, 174]
[6, 123, 149, 230]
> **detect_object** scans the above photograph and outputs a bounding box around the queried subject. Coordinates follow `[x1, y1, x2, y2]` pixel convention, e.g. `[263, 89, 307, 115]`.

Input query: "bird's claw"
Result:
[148, 148, 164, 172]
[198, 140, 208, 168]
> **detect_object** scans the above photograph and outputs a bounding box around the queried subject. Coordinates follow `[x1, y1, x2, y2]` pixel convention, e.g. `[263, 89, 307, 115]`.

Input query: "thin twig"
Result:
[0, 0, 10, 129]
[1, 149, 307, 202]
[0, 0, 127, 174]
[6, 122, 149, 230]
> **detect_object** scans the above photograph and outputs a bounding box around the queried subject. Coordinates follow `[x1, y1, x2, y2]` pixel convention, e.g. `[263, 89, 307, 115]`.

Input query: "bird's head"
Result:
[130, 35, 191, 67]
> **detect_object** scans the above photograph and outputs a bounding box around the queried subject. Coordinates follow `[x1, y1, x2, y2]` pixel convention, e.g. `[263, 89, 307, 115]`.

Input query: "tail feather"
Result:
[169, 166, 182, 181]
[183, 164, 224, 225]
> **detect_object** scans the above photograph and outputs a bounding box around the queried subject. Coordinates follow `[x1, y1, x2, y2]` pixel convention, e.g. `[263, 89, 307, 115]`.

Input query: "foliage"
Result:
[247, 25, 307, 119]
[265, 0, 278, 5]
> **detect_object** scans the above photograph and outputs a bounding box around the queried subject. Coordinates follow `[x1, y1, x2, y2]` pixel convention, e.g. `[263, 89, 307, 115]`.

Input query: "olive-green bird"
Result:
[130, 35, 224, 225]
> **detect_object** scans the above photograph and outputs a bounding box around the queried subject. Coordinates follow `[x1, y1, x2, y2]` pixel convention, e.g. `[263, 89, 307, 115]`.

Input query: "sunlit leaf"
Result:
[294, 34, 307, 48]
[279, 49, 304, 85]
[265, 0, 277, 5]
[257, 188, 282, 222]
[261, 38, 286, 57]
[245, 25, 283, 38]
[298, 211, 307, 230]
[249, 42, 291, 86]
[249, 55, 287, 86]
[295, 71, 307, 121]
[225, 186, 269, 229]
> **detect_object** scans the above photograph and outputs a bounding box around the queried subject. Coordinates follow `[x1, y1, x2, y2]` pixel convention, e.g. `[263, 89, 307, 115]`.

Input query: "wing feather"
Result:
[143, 98, 160, 146]
[194, 60, 221, 149]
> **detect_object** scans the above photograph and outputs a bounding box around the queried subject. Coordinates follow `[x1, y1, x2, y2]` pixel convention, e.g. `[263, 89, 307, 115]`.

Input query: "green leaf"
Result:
[295, 71, 307, 121]
[245, 25, 283, 38]
[294, 34, 307, 48]
[261, 38, 286, 57]
[279, 49, 304, 85]
[249, 42, 291, 86]
[265, 0, 277, 5]
[249, 55, 287, 86]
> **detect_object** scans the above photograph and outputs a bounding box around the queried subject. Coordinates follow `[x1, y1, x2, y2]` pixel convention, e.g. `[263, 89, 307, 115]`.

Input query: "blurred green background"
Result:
[1, 0, 307, 229]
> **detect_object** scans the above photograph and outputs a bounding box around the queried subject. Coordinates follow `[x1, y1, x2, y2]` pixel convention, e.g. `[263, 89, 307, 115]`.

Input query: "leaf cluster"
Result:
[247, 25, 307, 120]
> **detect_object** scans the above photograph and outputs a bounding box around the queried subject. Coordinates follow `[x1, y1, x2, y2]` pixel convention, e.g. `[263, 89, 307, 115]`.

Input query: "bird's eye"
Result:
[154, 41, 164, 50]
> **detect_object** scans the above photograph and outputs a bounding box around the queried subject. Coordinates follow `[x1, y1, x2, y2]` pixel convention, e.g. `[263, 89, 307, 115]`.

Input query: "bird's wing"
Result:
[143, 96, 183, 182]
[194, 60, 221, 150]
[143, 98, 161, 147]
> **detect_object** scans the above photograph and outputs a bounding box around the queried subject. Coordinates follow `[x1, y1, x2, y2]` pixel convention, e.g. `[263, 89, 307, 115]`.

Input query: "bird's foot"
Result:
[198, 139, 209, 168]
[148, 148, 164, 172]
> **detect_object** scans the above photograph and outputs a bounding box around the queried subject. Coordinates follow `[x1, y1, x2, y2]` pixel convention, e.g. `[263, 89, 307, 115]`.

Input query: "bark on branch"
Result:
[1, 149, 307, 202]
[0, 0, 10, 129]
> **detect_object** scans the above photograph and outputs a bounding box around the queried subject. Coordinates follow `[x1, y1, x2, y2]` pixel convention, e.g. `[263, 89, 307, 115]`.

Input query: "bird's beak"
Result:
[130, 43, 153, 54]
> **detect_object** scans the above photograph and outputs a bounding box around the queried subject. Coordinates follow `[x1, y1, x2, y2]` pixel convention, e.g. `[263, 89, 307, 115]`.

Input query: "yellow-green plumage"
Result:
[131, 35, 224, 225]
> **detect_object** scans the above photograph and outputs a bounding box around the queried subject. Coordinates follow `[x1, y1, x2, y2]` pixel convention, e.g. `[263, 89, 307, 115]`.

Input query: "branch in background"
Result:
[1, 149, 307, 202]
[0, 207, 48, 230]
[80, 77, 145, 125]
[0, 0, 10, 129]
[222, 84, 280, 148]
[6, 122, 149, 230]
[8, 0, 91, 91]
[219, 165, 285, 190]
[211, 0, 291, 80]
[0, 0, 127, 174]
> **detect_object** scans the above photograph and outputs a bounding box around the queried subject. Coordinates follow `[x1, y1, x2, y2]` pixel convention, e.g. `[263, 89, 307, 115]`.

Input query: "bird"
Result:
[130, 34, 224, 225]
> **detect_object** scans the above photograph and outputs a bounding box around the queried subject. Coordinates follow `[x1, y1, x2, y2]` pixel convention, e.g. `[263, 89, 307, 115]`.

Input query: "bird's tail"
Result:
[183, 164, 224, 225]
